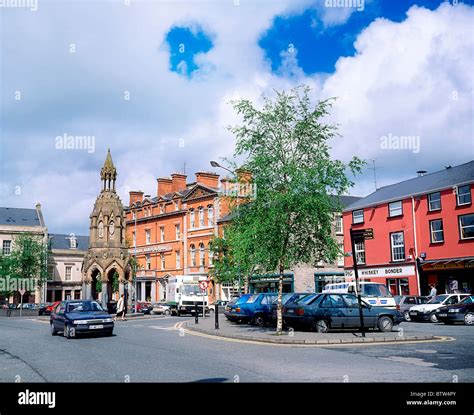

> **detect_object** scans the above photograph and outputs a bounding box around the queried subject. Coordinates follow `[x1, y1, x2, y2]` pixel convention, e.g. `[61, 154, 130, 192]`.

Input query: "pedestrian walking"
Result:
[429, 284, 437, 297]
[114, 294, 126, 321]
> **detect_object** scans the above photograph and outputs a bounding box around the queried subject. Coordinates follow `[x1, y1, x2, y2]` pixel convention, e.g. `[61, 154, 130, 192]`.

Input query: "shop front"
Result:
[249, 273, 294, 294]
[419, 257, 474, 296]
[344, 264, 418, 296]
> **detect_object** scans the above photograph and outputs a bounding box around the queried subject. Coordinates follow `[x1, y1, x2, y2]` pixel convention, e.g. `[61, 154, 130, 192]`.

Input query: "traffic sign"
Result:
[199, 281, 208, 291]
[19, 289, 26, 296]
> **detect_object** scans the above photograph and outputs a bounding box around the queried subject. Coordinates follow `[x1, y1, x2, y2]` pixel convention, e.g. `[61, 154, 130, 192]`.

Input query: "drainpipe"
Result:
[411, 196, 421, 295]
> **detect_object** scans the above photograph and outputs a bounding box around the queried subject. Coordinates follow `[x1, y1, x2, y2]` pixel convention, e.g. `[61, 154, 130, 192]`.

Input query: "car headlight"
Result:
[103, 318, 113, 323]
[448, 309, 459, 313]
[73, 320, 88, 325]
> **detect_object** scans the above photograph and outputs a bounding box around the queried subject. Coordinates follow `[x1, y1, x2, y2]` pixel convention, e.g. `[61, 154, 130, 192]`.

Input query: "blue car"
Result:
[270, 293, 314, 324]
[225, 293, 278, 326]
[224, 294, 252, 323]
[50, 300, 115, 339]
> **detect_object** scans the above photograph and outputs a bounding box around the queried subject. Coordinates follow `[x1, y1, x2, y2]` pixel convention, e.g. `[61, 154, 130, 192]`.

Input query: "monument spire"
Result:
[100, 148, 117, 192]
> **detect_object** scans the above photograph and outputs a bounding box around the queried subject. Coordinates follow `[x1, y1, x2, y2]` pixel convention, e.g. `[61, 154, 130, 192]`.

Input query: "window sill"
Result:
[456, 202, 472, 208]
[387, 214, 404, 219]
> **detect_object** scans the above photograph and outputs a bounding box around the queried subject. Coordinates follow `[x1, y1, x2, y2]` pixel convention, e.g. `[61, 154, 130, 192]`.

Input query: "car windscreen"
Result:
[427, 295, 449, 304]
[67, 301, 104, 312]
[459, 296, 474, 305]
[296, 294, 320, 305]
[182, 284, 204, 296]
[235, 295, 251, 305]
[361, 284, 392, 297]
[246, 295, 260, 304]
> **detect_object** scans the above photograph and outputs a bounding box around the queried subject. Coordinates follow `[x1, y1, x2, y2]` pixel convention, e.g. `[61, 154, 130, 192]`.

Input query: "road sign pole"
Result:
[194, 301, 198, 324]
[350, 229, 366, 338]
[215, 300, 219, 330]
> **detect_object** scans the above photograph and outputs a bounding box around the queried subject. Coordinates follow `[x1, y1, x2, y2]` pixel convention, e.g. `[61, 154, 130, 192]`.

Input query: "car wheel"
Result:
[464, 312, 474, 325]
[429, 312, 438, 323]
[252, 314, 265, 327]
[403, 311, 411, 321]
[164, 309, 171, 316]
[377, 316, 394, 332]
[50, 323, 58, 336]
[64, 324, 74, 339]
[314, 319, 329, 333]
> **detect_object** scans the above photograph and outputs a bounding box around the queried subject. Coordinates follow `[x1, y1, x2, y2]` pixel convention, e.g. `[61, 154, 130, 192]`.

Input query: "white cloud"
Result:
[0, 1, 472, 233]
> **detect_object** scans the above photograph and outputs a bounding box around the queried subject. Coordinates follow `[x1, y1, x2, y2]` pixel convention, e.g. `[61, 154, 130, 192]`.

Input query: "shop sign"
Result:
[344, 265, 414, 278]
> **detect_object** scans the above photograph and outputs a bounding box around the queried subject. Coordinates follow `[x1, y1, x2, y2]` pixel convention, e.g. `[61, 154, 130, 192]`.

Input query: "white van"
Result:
[322, 282, 396, 309]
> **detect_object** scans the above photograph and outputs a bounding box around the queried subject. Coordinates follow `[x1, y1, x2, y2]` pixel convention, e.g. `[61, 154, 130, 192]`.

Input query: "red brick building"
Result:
[125, 171, 245, 303]
[343, 161, 474, 296]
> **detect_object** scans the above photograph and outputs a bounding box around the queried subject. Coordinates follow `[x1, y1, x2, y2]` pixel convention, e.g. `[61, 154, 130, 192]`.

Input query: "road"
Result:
[0, 316, 472, 382]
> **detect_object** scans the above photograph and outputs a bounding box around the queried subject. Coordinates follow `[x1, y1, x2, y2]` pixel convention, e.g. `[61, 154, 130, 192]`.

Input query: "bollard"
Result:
[215, 303, 219, 330]
[194, 301, 198, 324]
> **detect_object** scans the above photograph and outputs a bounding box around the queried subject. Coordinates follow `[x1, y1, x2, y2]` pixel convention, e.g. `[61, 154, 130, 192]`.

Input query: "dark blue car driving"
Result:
[50, 300, 115, 339]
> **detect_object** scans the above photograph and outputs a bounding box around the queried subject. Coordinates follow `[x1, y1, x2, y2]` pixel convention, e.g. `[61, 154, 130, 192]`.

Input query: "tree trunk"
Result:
[276, 263, 284, 335]
[244, 274, 249, 294]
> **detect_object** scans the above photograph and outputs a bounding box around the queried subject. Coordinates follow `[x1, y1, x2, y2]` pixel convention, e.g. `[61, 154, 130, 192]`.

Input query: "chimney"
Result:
[195, 171, 219, 189]
[129, 191, 144, 206]
[171, 173, 187, 192]
[236, 168, 252, 183]
[416, 170, 427, 177]
[35, 203, 45, 227]
[157, 177, 172, 197]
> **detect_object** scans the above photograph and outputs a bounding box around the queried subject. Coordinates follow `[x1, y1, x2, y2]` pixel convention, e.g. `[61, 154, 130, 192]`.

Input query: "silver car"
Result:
[394, 295, 429, 321]
[152, 302, 172, 316]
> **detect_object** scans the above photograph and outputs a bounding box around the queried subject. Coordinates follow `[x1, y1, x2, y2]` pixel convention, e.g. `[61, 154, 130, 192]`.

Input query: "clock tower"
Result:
[82, 149, 131, 308]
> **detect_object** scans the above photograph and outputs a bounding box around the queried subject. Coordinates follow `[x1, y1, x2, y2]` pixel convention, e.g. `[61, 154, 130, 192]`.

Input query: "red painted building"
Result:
[343, 161, 474, 296]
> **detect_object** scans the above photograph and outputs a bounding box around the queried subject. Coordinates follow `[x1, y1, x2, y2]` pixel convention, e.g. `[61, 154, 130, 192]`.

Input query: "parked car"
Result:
[224, 294, 253, 323]
[38, 303, 51, 316]
[435, 295, 474, 325]
[152, 302, 172, 315]
[394, 295, 429, 321]
[225, 293, 277, 326]
[283, 293, 403, 333]
[50, 299, 114, 338]
[270, 292, 312, 323]
[408, 294, 471, 323]
[17, 303, 36, 310]
[134, 301, 153, 314]
[44, 301, 61, 316]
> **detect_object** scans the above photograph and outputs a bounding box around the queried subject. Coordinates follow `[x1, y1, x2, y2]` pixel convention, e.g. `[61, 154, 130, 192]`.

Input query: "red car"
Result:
[44, 301, 61, 315]
[135, 302, 152, 314]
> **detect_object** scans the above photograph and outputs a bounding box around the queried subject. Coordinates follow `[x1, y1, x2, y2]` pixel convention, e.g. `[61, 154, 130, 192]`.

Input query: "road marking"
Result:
[176, 323, 455, 348]
[149, 326, 178, 331]
[415, 349, 438, 354]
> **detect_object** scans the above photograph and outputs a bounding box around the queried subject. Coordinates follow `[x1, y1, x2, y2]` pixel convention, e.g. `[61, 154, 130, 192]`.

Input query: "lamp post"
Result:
[134, 208, 138, 314]
[210, 160, 244, 295]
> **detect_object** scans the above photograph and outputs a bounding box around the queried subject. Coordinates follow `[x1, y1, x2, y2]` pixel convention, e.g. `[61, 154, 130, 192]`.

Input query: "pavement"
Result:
[185, 315, 439, 345]
[0, 315, 472, 382]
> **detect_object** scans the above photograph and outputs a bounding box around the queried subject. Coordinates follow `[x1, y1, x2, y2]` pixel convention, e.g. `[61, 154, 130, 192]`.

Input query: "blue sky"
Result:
[0, 0, 473, 235]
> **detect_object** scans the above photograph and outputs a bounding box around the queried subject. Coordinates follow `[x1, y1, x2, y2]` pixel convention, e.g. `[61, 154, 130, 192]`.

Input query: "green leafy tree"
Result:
[227, 85, 364, 333]
[5, 233, 48, 302]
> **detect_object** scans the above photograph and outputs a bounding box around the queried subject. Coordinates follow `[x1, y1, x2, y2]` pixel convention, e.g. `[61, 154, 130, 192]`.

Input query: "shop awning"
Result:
[420, 257, 474, 271]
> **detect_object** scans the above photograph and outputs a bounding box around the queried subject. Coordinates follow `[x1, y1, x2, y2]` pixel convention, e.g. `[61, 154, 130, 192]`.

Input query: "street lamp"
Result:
[210, 160, 234, 175]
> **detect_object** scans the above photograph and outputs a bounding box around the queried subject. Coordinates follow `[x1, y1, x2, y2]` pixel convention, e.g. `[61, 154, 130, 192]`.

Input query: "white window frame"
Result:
[160, 204, 165, 214]
[430, 219, 444, 243]
[145, 229, 151, 245]
[337, 243, 344, 266]
[459, 214, 474, 240]
[176, 250, 181, 269]
[457, 185, 472, 206]
[160, 253, 165, 270]
[208, 205, 214, 226]
[175, 224, 180, 240]
[352, 209, 364, 224]
[390, 231, 405, 262]
[160, 226, 165, 242]
[190, 210, 195, 229]
[354, 240, 365, 265]
[174, 201, 179, 211]
[2, 240, 12, 256]
[198, 207, 205, 227]
[428, 192, 441, 211]
[389, 200, 403, 217]
[146, 254, 151, 270]
[190, 245, 196, 266]
[335, 215, 343, 234]
[65, 266, 72, 281]
[199, 243, 205, 267]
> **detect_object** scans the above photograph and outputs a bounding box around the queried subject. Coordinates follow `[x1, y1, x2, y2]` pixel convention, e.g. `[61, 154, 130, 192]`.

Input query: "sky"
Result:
[0, 0, 473, 235]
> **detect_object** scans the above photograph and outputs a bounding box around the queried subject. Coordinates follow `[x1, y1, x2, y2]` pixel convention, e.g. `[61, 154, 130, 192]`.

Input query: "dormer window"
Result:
[69, 234, 77, 249]
[174, 201, 179, 211]
[160, 204, 165, 214]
